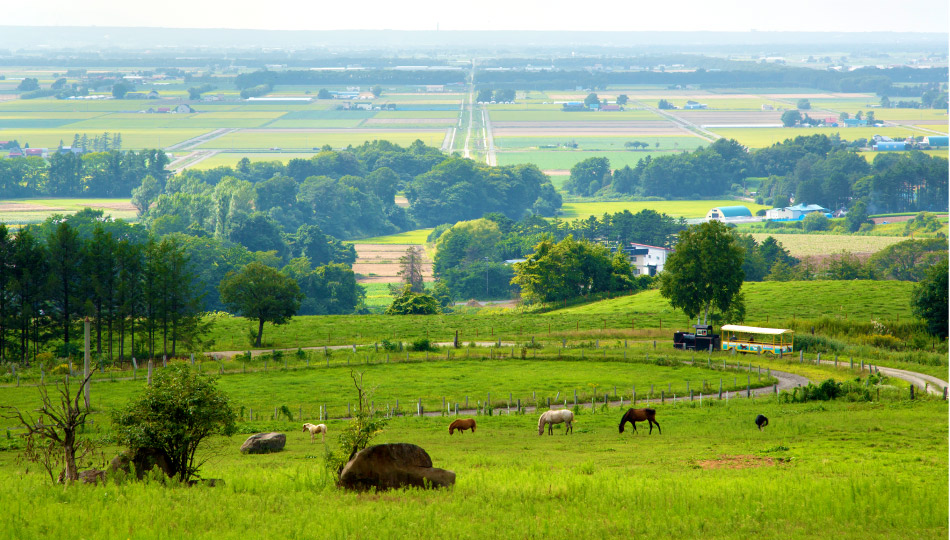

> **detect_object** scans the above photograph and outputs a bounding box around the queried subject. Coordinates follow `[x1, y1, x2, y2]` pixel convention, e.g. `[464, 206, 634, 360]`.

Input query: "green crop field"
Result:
[0, 127, 210, 149]
[746, 234, 908, 256]
[0, 198, 138, 225]
[488, 110, 662, 122]
[860, 149, 950, 161]
[187, 152, 318, 169]
[558, 200, 770, 220]
[494, 135, 705, 150]
[497, 150, 673, 169]
[361, 282, 395, 309]
[195, 130, 446, 150]
[708, 127, 927, 148]
[350, 228, 434, 244]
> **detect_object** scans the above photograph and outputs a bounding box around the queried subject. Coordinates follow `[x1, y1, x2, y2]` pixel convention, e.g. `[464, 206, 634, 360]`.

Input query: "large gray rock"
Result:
[338, 443, 456, 491]
[240, 432, 286, 454]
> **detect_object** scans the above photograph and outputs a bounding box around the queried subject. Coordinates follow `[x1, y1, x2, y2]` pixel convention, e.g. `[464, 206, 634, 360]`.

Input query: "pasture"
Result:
[0, 383, 944, 539]
[746, 234, 909, 257]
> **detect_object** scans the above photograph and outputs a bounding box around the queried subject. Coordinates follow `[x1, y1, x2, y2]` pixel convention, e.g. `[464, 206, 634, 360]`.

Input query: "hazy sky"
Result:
[4, 0, 948, 33]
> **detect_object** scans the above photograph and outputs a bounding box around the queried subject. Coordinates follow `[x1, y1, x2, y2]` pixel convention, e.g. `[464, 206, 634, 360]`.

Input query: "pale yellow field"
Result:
[749, 233, 907, 257]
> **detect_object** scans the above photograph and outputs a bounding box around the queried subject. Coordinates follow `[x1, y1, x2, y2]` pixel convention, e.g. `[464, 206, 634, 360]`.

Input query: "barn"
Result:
[706, 206, 752, 221]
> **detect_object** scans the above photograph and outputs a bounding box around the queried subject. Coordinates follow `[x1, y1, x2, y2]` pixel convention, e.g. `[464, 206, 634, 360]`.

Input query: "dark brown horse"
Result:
[618, 408, 661, 435]
[449, 418, 476, 435]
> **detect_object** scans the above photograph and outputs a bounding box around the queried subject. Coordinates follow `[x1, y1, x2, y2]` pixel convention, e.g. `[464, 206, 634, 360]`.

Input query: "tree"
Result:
[657, 99, 674, 110]
[911, 258, 948, 338]
[802, 212, 830, 232]
[659, 221, 745, 325]
[781, 110, 802, 127]
[386, 285, 441, 315]
[397, 246, 426, 293]
[476, 89, 493, 102]
[584, 93, 600, 107]
[564, 157, 610, 196]
[846, 200, 870, 232]
[616, 94, 629, 106]
[131, 175, 162, 216]
[17, 78, 39, 91]
[219, 262, 303, 347]
[371, 85, 382, 98]
[797, 99, 811, 110]
[1, 371, 96, 485]
[317, 88, 331, 99]
[112, 82, 132, 99]
[112, 364, 237, 483]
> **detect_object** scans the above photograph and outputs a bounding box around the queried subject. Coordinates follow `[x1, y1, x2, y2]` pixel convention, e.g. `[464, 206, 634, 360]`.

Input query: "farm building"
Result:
[684, 100, 708, 110]
[600, 104, 621, 111]
[616, 243, 671, 276]
[875, 141, 906, 151]
[766, 203, 831, 220]
[706, 206, 752, 221]
[925, 136, 948, 147]
[843, 119, 868, 127]
[562, 102, 585, 111]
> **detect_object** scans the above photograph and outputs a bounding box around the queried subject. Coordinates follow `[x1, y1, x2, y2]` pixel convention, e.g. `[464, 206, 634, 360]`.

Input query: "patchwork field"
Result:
[353, 243, 433, 284]
[707, 126, 929, 148]
[746, 234, 909, 257]
[0, 198, 138, 225]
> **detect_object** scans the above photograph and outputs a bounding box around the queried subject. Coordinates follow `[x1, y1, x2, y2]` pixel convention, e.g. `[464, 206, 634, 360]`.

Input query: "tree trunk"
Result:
[256, 318, 265, 347]
[62, 432, 78, 484]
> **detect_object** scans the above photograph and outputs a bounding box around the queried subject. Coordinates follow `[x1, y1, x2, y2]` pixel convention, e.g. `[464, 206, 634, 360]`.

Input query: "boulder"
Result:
[338, 443, 456, 491]
[240, 432, 286, 454]
[78, 468, 107, 485]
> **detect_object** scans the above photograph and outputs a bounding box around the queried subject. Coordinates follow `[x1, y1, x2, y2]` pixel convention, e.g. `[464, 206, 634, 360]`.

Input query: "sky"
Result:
[2, 0, 948, 33]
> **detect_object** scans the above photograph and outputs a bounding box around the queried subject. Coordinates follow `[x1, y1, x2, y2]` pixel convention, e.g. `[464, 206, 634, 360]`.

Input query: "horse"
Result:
[302, 423, 328, 443]
[755, 414, 769, 431]
[538, 409, 574, 436]
[618, 408, 661, 435]
[449, 418, 476, 435]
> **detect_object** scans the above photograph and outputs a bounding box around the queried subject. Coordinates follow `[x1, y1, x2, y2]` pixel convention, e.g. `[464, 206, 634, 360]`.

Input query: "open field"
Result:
[353, 243, 434, 284]
[557, 200, 770, 220]
[0, 127, 211, 150]
[493, 135, 705, 150]
[194, 129, 447, 150]
[186, 152, 318, 169]
[860, 149, 950, 161]
[0, 375, 944, 539]
[747, 234, 909, 257]
[350, 229, 434, 244]
[497, 150, 673, 169]
[0, 198, 138, 224]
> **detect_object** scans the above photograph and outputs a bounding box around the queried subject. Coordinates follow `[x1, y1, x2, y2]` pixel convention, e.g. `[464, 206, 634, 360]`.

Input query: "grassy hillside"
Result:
[552, 280, 915, 322]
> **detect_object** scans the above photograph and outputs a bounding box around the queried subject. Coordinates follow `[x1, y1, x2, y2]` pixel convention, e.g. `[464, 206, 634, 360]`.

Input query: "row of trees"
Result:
[0, 149, 167, 198]
[565, 135, 948, 215]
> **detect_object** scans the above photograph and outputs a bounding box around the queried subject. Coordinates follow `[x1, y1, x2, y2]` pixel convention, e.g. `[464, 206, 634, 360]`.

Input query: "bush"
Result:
[379, 339, 402, 352]
[409, 338, 437, 352]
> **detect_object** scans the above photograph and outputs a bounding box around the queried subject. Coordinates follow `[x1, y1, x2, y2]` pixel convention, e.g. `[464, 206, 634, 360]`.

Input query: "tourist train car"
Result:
[673, 324, 721, 351]
[720, 324, 794, 355]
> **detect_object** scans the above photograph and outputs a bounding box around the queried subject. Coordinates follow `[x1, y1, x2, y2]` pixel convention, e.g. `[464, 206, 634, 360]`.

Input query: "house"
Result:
[425, 85, 444, 92]
[24, 148, 48, 158]
[925, 136, 948, 147]
[684, 100, 708, 110]
[706, 206, 752, 221]
[124, 92, 148, 99]
[562, 102, 585, 111]
[147, 90, 160, 99]
[156, 107, 171, 113]
[761, 104, 774, 111]
[617, 243, 671, 276]
[600, 104, 621, 111]
[875, 141, 905, 151]
[174, 104, 195, 113]
[843, 119, 868, 127]
[766, 203, 831, 221]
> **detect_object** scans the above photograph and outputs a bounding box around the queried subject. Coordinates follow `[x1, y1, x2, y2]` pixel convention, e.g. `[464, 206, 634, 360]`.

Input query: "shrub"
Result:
[409, 338, 437, 352]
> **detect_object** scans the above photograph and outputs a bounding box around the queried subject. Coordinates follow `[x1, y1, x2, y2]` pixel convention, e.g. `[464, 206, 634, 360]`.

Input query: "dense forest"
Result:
[568, 135, 949, 214]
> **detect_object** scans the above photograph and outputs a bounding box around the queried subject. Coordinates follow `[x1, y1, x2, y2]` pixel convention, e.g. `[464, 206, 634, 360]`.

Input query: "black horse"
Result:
[618, 408, 661, 435]
[755, 414, 769, 430]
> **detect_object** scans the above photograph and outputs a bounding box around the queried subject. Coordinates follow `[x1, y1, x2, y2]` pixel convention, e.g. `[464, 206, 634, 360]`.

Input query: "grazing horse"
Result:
[302, 423, 328, 443]
[538, 409, 575, 436]
[449, 418, 477, 435]
[618, 408, 661, 435]
[755, 414, 769, 431]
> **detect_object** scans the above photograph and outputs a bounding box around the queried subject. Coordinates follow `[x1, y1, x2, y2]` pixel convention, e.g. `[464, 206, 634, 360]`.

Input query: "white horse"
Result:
[538, 409, 574, 436]
[302, 423, 328, 443]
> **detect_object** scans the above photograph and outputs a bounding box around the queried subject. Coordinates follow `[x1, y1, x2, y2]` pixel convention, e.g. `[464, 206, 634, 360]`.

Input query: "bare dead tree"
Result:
[1, 371, 96, 485]
[397, 246, 426, 293]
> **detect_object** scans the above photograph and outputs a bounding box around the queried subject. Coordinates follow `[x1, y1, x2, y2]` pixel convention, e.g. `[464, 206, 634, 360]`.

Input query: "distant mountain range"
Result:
[0, 26, 946, 53]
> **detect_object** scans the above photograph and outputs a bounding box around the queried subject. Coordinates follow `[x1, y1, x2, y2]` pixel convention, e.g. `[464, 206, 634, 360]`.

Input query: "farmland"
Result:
[0, 198, 138, 225]
[558, 200, 771, 220]
[746, 234, 909, 257]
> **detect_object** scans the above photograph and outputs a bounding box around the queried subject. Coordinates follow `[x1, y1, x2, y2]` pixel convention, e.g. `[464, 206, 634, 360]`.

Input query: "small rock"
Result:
[240, 432, 286, 454]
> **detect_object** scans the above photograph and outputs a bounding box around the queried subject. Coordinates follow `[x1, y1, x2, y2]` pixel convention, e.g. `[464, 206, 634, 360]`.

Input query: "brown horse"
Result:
[618, 408, 661, 435]
[449, 418, 476, 435]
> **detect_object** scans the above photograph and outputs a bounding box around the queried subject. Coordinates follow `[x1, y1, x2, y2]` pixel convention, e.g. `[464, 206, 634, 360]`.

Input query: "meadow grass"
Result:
[0, 396, 944, 539]
[557, 200, 770, 219]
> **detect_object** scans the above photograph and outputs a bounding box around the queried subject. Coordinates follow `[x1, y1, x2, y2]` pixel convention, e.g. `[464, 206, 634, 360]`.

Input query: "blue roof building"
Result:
[706, 206, 752, 221]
